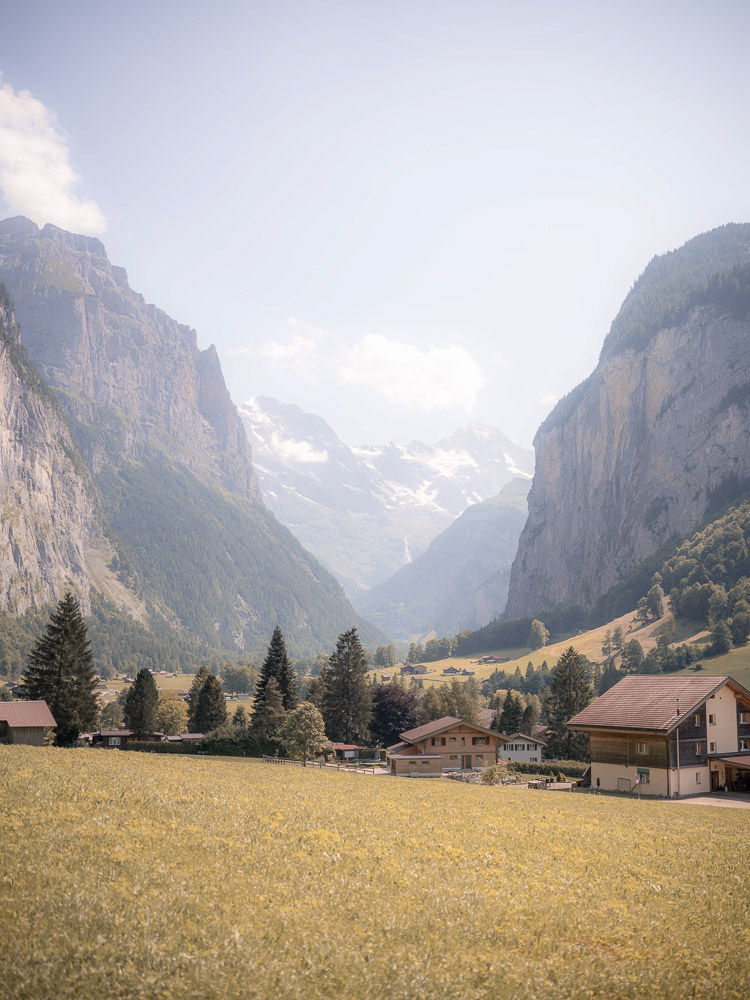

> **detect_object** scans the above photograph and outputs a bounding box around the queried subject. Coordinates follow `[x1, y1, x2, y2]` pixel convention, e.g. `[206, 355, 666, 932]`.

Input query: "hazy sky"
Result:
[2, 0, 750, 448]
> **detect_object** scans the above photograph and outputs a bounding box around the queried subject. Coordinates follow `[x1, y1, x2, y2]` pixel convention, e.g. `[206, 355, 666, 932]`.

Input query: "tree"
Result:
[622, 639, 644, 673]
[155, 692, 188, 736]
[187, 665, 211, 732]
[280, 703, 327, 760]
[601, 630, 614, 661]
[255, 627, 298, 714]
[22, 592, 99, 746]
[612, 626, 625, 654]
[711, 620, 733, 656]
[322, 628, 372, 744]
[232, 704, 248, 729]
[436, 678, 478, 724]
[498, 690, 524, 733]
[252, 676, 286, 736]
[646, 584, 665, 620]
[221, 664, 255, 698]
[371, 684, 420, 747]
[100, 699, 124, 729]
[124, 668, 159, 731]
[306, 665, 328, 710]
[520, 702, 539, 734]
[545, 647, 592, 761]
[527, 619, 550, 650]
[193, 673, 228, 733]
[419, 686, 444, 724]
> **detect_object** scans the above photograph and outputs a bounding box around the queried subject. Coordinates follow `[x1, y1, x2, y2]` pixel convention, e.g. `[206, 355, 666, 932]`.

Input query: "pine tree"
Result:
[498, 690, 524, 733]
[255, 626, 298, 713]
[545, 647, 592, 760]
[187, 665, 211, 732]
[22, 592, 98, 746]
[520, 702, 538, 735]
[322, 627, 372, 744]
[252, 676, 286, 736]
[124, 668, 159, 732]
[232, 704, 248, 729]
[193, 673, 228, 734]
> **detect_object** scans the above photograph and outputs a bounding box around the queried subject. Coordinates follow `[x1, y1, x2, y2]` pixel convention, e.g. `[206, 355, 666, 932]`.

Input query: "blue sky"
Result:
[2, 0, 750, 447]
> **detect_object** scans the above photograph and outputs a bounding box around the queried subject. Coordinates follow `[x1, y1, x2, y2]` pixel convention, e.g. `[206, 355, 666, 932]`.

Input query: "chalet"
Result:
[461, 668, 476, 676]
[387, 716, 502, 774]
[501, 732, 547, 764]
[401, 664, 427, 675]
[324, 742, 379, 761]
[567, 674, 750, 796]
[442, 666, 460, 676]
[91, 730, 166, 748]
[0, 701, 56, 746]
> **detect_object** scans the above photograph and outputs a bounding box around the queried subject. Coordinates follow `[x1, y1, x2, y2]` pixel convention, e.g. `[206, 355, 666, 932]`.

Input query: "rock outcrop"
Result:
[506, 225, 750, 619]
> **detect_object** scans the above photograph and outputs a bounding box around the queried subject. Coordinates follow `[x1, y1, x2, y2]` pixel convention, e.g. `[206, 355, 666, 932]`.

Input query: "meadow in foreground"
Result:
[2, 747, 748, 1000]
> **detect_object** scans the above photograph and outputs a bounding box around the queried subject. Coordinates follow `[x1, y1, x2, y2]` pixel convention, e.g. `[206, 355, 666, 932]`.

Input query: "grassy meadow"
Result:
[2, 747, 749, 1000]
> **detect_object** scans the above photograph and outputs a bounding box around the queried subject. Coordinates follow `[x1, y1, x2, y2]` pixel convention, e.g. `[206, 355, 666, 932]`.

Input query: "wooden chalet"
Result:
[567, 674, 750, 796]
[387, 715, 501, 774]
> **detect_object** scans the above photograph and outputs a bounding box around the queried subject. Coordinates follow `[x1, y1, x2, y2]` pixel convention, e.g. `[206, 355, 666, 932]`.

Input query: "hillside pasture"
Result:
[2, 747, 748, 999]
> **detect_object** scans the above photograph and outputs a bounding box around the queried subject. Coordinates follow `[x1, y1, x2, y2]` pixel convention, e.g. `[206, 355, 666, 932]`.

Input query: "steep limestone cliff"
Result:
[506, 225, 750, 619]
[0, 217, 261, 501]
[0, 285, 128, 615]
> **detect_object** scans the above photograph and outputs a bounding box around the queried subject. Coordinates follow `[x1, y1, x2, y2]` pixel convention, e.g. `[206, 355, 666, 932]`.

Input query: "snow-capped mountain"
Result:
[239, 396, 533, 598]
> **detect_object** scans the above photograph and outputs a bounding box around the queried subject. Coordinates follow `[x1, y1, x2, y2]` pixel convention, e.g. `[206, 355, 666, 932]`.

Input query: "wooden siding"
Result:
[7, 726, 47, 746]
[667, 726, 708, 768]
[590, 732, 669, 768]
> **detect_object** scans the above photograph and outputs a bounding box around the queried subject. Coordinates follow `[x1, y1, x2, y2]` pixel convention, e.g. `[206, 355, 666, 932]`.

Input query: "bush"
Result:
[480, 763, 510, 785]
[507, 759, 589, 779]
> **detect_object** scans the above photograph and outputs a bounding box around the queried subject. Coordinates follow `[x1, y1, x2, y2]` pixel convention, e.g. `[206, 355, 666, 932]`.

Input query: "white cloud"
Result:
[259, 333, 317, 363]
[270, 432, 328, 464]
[538, 392, 558, 407]
[339, 334, 485, 412]
[0, 76, 106, 234]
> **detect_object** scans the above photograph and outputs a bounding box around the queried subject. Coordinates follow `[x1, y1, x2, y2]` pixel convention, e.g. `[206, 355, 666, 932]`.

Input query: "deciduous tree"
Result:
[528, 619, 550, 650]
[280, 702, 327, 760]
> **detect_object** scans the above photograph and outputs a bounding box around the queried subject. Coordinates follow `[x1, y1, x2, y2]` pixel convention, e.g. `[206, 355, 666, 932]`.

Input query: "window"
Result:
[449, 737, 457, 742]
[637, 768, 650, 784]
[695, 772, 702, 785]
[710, 742, 717, 752]
[739, 712, 749, 724]
[110, 737, 121, 746]
[635, 741, 647, 754]
[709, 714, 716, 725]
[432, 737, 446, 746]
[472, 736, 489, 746]
[461, 737, 465, 745]
[531, 757, 537, 762]
[449, 754, 458, 760]
[740, 740, 748, 751]
[695, 743, 702, 755]
[694, 714, 701, 727]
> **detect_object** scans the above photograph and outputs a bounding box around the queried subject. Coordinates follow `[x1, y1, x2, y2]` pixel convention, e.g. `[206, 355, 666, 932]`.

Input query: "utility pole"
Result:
[675, 697, 681, 797]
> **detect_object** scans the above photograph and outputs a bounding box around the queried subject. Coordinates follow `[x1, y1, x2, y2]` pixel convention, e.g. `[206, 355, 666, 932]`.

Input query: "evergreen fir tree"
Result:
[255, 626, 298, 713]
[22, 591, 99, 746]
[187, 665, 211, 732]
[545, 646, 593, 760]
[498, 690, 524, 733]
[252, 676, 286, 736]
[233, 704, 248, 729]
[520, 702, 538, 734]
[322, 627, 372, 743]
[124, 668, 159, 732]
[193, 673, 228, 733]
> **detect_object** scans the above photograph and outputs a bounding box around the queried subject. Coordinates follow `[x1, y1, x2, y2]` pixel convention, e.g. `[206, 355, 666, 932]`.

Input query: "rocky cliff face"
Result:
[0, 217, 261, 501]
[506, 302, 750, 618]
[0, 286, 128, 615]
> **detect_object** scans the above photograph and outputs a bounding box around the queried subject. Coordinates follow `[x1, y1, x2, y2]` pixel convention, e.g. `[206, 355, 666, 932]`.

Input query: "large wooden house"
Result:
[387, 716, 502, 774]
[567, 674, 750, 795]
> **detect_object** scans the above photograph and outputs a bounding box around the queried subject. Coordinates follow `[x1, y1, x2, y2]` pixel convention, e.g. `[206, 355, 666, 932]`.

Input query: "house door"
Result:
[462, 755, 472, 769]
[711, 770, 720, 791]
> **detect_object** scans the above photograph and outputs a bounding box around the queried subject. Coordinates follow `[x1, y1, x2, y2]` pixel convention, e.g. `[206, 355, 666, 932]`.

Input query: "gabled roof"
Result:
[387, 741, 410, 753]
[400, 715, 498, 743]
[505, 732, 547, 746]
[567, 675, 750, 734]
[0, 701, 56, 728]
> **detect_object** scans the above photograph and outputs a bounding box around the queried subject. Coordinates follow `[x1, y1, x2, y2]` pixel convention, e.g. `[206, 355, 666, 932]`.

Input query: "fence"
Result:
[262, 754, 325, 768]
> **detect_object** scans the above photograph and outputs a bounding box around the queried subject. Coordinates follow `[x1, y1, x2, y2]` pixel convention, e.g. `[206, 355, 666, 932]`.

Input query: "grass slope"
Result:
[2, 748, 748, 1000]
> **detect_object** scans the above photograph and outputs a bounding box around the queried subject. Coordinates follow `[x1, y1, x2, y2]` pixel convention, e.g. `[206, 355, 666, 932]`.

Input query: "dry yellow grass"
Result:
[2, 747, 748, 1000]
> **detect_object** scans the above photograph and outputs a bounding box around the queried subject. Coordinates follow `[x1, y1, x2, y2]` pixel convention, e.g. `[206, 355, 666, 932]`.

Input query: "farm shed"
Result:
[0, 701, 56, 745]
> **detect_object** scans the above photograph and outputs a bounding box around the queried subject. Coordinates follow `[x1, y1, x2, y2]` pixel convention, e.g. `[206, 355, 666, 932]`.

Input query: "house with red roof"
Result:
[387, 716, 502, 775]
[567, 674, 750, 796]
[0, 701, 56, 746]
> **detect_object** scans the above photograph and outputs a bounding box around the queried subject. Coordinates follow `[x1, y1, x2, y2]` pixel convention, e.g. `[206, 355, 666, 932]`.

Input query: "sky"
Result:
[2, 0, 750, 449]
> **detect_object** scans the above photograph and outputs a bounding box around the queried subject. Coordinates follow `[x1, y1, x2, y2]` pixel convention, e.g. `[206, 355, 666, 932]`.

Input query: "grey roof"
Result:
[567, 675, 750, 733]
[0, 701, 56, 728]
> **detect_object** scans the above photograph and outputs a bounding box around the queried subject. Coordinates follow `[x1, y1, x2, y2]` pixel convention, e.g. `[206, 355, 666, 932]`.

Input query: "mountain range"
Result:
[0, 217, 384, 661]
[240, 396, 533, 597]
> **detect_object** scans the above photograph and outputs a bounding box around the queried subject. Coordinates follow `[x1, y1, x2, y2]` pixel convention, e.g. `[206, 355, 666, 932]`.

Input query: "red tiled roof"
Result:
[567, 675, 744, 733]
[0, 701, 56, 728]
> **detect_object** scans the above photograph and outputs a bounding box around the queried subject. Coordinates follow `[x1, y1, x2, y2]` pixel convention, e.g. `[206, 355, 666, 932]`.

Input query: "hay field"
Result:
[2, 748, 748, 1000]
